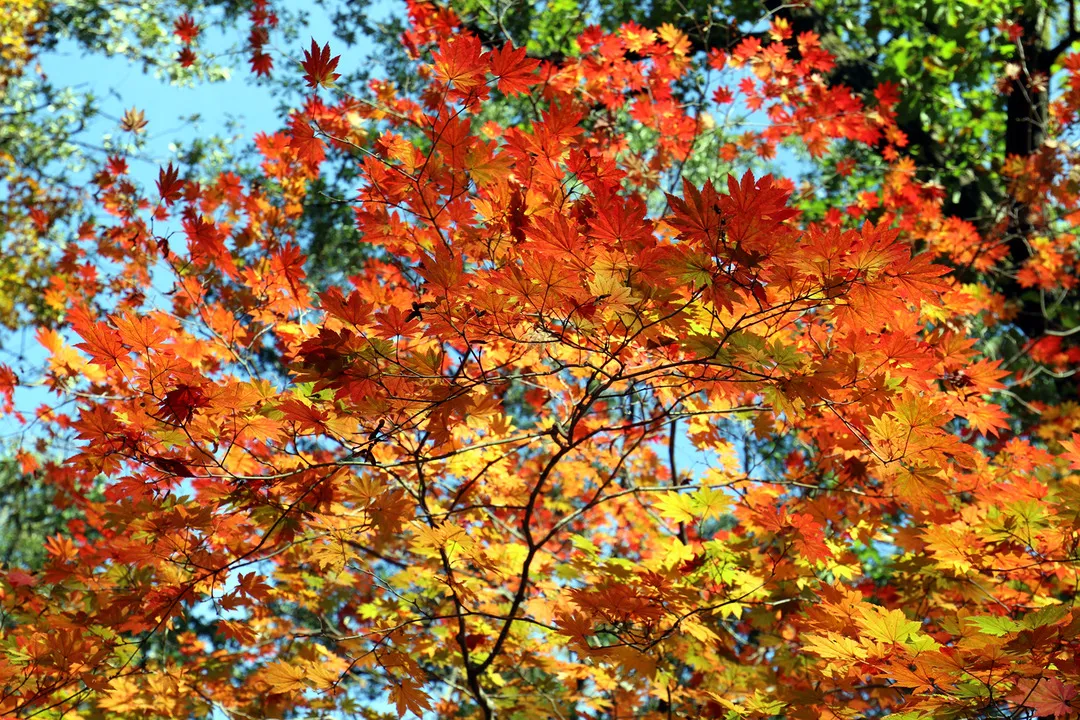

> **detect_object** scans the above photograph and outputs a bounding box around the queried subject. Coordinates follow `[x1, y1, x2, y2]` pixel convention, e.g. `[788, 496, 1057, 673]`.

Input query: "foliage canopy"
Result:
[5, 1, 1080, 719]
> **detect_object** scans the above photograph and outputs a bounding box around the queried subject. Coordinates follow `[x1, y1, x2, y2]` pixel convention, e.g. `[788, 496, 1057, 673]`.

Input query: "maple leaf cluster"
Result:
[173, 12, 199, 67]
[5, 4, 1080, 720]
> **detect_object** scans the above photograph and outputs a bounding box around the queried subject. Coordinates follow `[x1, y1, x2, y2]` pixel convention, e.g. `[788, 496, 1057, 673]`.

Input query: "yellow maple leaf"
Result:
[658, 23, 691, 56]
[305, 660, 343, 691]
[655, 491, 696, 524]
[99, 677, 141, 713]
[802, 631, 868, 661]
[260, 660, 308, 693]
[587, 270, 637, 314]
[857, 605, 922, 645]
[692, 487, 730, 520]
[390, 677, 432, 718]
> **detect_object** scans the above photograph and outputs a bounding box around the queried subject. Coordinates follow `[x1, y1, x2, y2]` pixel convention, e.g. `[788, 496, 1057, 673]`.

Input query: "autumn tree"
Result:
[5, 3, 1080, 720]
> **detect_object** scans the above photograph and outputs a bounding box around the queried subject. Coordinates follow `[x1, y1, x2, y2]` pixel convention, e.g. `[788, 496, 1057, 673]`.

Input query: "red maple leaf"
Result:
[158, 384, 210, 425]
[665, 178, 723, 242]
[432, 34, 487, 90]
[106, 155, 128, 177]
[301, 39, 341, 89]
[250, 51, 273, 77]
[0, 364, 15, 413]
[70, 309, 128, 371]
[712, 85, 734, 104]
[156, 163, 184, 205]
[287, 113, 326, 166]
[489, 43, 540, 96]
[1010, 679, 1080, 718]
[177, 47, 197, 68]
[147, 456, 195, 478]
[177, 212, 237, 277]
[174, 14, 200, 44]
[6, 569, 35, 587]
